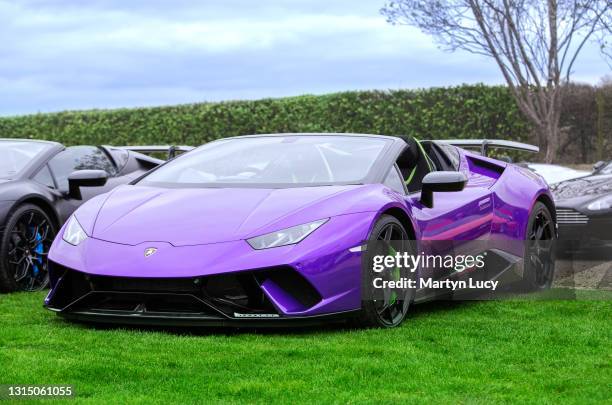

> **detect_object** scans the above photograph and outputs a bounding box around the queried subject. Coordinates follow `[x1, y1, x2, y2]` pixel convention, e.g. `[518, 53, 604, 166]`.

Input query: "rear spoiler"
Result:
[437, 139, 539, 157]
[119, 145, 195, 160]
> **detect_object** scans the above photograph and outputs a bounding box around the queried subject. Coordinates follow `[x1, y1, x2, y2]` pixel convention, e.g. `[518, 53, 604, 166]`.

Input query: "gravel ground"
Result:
[554, 257, 612, 290]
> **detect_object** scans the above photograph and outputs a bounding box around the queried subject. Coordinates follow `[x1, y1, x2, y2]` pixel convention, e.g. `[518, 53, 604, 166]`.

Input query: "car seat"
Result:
[396, 137, 435, 193]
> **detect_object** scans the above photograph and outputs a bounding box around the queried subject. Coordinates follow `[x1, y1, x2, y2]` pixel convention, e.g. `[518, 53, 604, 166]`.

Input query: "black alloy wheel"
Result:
[358, 215, 415, 328]
[524, 202, 556, 291]
[0, 204, 56, 292]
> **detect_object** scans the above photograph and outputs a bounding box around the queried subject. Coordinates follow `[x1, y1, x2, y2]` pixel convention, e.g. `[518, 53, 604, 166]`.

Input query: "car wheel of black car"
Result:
[523, 202, 556, 291]
[357, 215, 416, 328]
[0, 204, 56, 293]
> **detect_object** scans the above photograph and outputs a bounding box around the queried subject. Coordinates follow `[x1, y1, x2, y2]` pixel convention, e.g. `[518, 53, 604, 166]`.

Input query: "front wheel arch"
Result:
[15, 196, 61, 232]
[376, 206, 417, 240]
[356, 214, 415, 328]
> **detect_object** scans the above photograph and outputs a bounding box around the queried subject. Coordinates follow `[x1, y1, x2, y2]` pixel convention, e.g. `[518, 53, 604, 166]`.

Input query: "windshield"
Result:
[139, 135, 389, 187]
[0, 141, 50, 179]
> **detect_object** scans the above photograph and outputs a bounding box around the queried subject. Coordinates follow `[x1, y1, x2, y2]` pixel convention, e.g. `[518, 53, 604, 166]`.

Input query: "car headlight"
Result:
[587, 195, 612, 211]
[62, 216, 88, 246]
[247, 219, 328, 250]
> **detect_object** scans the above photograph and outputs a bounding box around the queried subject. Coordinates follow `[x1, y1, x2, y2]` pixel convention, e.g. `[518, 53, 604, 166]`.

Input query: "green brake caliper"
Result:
[388, 245, 400, 306]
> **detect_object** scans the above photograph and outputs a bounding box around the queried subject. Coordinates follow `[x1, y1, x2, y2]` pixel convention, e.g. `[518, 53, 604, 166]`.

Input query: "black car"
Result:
[551, 160, 612, 249]
[0, 139, 166, 292]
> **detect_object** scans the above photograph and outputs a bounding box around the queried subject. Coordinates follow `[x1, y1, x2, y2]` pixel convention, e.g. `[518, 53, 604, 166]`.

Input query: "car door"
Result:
[47, 146, 120, 223]
[402, 143, 493, 285]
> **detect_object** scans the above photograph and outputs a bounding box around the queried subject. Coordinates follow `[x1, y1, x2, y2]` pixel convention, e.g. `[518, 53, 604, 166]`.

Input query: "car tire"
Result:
[355, 215, 415, 328]
[0, 204, 56, 293]
[522, 202, 556, 291]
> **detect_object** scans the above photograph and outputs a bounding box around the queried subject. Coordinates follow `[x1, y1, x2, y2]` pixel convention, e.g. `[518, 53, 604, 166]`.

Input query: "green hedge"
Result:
[0, 84, 530, 147]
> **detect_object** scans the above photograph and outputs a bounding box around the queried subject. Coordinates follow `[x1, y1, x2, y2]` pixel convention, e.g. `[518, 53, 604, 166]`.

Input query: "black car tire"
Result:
[523, 202, 556, 291]
[0, 204, 56, 293]
[356, 215, 415, 328]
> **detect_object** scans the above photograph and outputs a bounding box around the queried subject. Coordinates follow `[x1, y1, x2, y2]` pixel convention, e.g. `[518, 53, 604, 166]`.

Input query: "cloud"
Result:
[0, 0, 608, 116]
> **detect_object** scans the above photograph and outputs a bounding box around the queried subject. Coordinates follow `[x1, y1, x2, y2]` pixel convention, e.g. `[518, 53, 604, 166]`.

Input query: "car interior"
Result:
[395, 137, 459, 193]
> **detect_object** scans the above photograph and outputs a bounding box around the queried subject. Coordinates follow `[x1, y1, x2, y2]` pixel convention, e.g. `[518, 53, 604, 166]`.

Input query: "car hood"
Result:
[85, 184, 377, 246]
[552, 174, 612, 200]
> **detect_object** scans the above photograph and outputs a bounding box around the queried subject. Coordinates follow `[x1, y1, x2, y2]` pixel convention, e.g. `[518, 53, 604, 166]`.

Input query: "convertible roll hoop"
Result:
[438, 139, 539, 157]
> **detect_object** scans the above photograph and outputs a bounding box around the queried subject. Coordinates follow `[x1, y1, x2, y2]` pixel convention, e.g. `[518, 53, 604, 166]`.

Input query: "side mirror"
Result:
[68, 170, 108, 200]
[593, 161, 605, 172]
[421, 171, 467, 208]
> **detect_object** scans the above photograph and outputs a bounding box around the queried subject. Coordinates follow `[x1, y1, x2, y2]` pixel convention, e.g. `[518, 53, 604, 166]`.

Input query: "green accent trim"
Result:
[404, 138, 434, 186]
[388, 244, 400, 306]
[392, 266, 401, 282]
[404, 166, 417, 185]
[414, 137, 434, 171]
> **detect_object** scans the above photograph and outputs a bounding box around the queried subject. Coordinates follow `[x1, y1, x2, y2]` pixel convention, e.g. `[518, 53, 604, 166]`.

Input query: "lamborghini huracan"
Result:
[44, 134, 557, 328]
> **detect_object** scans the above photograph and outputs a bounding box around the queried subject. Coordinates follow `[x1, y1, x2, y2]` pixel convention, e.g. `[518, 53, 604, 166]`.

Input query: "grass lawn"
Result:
[0, 290, 610, 404]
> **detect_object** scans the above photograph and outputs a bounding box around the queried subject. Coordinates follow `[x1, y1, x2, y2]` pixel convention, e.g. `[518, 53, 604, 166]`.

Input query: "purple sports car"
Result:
[45, 134, 556, 328]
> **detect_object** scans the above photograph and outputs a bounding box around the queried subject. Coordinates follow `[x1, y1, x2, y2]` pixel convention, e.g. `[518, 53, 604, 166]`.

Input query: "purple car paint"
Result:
[45, 134, 554, 327]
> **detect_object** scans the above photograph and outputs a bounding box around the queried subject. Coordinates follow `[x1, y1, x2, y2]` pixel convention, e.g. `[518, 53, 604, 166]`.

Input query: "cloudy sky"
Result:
[0, 0, 609, 116]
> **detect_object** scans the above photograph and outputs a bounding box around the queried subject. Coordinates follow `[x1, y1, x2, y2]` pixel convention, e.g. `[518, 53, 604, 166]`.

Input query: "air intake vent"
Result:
[556, 208, 589, 224]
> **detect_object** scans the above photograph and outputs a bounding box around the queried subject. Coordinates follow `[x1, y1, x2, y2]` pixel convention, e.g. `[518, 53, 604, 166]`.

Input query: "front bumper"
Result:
[45, 212, 376, 325]
[45, 265, 360, 327]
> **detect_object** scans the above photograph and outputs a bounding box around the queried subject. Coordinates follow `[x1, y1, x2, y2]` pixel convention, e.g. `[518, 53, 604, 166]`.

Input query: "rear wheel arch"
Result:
[535, 193, 556, 224]
[527, 193, 557, 240]
[523, 201, 556, 290]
